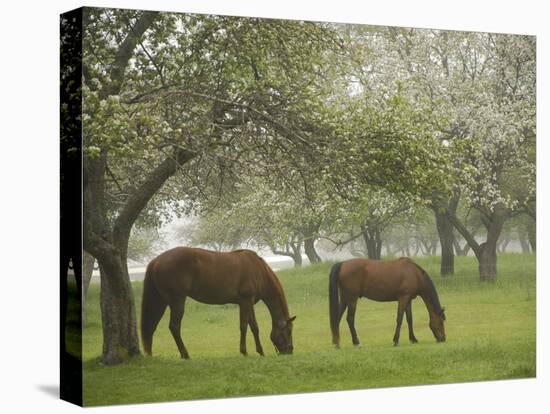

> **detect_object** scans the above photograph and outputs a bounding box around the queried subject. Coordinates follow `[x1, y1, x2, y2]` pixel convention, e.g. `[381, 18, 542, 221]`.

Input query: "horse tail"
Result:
[141, 259, 166, 356]
[329, 262, 343, 346]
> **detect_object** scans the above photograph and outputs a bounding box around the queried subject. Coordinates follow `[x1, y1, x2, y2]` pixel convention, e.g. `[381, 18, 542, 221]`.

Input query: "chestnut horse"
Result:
[141, 247, 295, 359]
[329, 257, 446, 348]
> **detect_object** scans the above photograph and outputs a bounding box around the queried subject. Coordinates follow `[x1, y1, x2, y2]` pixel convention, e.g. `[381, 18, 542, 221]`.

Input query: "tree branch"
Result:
[446, 211, 481, 259]
[321, 231, 364, 251]
[125, 88, 311, 147]
[100, 10, 159, 99]
[138, 38, 165, 86]
[113, 147, 195, 251]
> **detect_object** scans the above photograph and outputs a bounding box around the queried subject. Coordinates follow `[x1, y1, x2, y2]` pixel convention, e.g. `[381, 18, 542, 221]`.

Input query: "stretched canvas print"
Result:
[60, 6, 536, 407]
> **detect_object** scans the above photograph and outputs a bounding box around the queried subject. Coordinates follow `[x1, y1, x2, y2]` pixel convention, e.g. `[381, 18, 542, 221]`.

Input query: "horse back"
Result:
[149, 247, 266, 305]
[339, 257, 423, 301]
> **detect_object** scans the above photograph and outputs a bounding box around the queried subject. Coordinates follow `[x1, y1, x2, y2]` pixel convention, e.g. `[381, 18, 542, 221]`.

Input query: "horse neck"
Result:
[419, 292, 438, 320]
[419, 275, 441, 320]
[261, 270, 289, 327]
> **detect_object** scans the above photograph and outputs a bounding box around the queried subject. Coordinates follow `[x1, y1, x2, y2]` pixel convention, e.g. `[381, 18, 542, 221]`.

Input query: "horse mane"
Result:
[231, 250, 290, 318]
[254, 253, 290, 319]
[414, 264, 444, 317]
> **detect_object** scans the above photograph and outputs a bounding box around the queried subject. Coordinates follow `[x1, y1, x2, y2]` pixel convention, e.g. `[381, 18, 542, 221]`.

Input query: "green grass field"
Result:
[81, 253, 536, 406]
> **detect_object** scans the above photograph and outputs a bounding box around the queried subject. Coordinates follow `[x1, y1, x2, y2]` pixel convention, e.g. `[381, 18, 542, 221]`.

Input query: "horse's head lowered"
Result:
[430, 308, 446, 342]
[271, 316, 296, 354]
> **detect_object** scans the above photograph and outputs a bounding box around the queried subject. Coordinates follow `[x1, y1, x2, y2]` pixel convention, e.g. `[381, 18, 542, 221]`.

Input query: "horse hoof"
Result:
[354, 343, 362, 348]
[393, 342, 399, 347]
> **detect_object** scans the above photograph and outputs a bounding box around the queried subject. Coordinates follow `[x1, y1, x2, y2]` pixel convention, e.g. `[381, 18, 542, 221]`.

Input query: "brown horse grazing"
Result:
[329, 257, 446, 348]
[141, 247, 295, 359]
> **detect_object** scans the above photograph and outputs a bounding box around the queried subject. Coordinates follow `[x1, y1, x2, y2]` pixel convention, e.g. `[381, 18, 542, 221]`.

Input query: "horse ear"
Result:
[288, 316, 296, 323]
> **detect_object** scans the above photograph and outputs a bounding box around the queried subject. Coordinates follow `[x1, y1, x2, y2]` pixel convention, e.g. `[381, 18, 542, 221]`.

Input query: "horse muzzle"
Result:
[277, 346, 293, 355]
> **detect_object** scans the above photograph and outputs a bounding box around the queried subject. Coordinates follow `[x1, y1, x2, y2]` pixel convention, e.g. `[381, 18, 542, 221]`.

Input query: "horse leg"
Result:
[239, 299, 252, 356]
[346, 299, 361, 347]
[405, 301, 418, 343]
[393, 296, 409, 346]
[248, 305, 264, 356]
[168, 298, 190, 359]
[333, 302, 348, 348]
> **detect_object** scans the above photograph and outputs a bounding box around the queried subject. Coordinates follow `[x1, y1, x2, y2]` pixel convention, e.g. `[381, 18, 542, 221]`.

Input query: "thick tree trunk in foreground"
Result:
[98, 257, 140, 364]
[81, 10, 161, 365]
[84, 148, 194, 364]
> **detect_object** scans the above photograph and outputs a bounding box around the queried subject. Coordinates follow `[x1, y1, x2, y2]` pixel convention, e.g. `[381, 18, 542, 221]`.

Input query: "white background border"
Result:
[0, 1, 547, 413]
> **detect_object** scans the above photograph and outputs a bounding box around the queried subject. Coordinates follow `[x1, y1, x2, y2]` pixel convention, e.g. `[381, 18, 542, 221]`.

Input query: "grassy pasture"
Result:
[81, 253, 536, 406]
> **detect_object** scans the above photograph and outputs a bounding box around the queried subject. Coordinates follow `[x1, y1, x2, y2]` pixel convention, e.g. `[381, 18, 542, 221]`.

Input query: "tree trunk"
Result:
[430, 240, 438, 256]
[293, 252, 303, 267]
[418, 238, 430, 256]
[518, 231, 531, 253]
[478, 211, 505, 282]
[304, 237, 322, 263]
[385, 242, 393, 257]
[271, 240, 302, 268]
[478, 242, 497, 282]
[98, 254, 140, 365]
[433, 203, 456, 277]
[80, 10, 182, 365]
[376, 231, 383, 258]
[292, 241, 303, 267]
[497, 237, 510, 253]
[412, 240, 421, 256]
[362, 226, 382, 260]
[447, 207, 506, 282]
[453, 239, 471, 256]
[364, 235, 378, 259]
[302, 223, 322, 264]
[304, 238, 322, 263]
[84, 147, 194, 364]
[82, 251, 95, 319]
